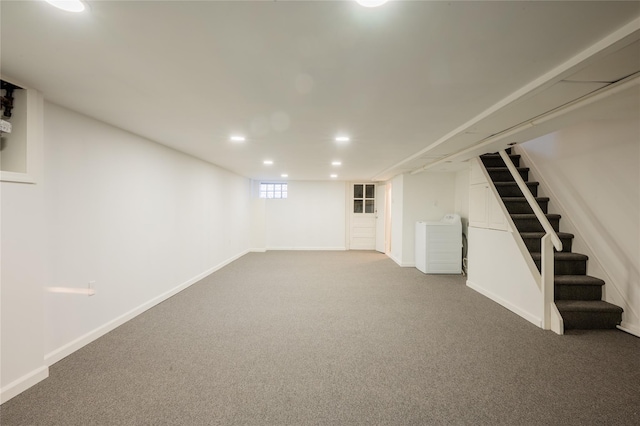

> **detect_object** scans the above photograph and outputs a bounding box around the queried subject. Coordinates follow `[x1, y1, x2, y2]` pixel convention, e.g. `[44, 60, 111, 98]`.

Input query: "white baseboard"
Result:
[44, 249, 249, 367]
[265, 247, 347, 251]
[618, 322, 640, 338]
[466, 279, 542, 328]
[1, 366, 49, 404]
[388, 253, 415, 268]
[249, 248, 267, 252]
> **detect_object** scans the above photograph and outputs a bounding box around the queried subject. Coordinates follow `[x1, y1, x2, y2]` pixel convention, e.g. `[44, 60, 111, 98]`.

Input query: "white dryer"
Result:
[415, 214, 462, 274]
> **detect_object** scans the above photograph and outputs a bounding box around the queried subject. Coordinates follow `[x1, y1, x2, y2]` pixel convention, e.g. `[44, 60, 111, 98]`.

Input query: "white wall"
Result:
[250, 196, 266, 251]
[402, 172, 457, 266]
[1, 91, 47, 402]
[387, 172, 458, 267]
[260, 180, 346, 250]
[42, 103, 252, 364]
[520, 113, 640, 334]
[389, 174, 404, 265]
[467, 227, 543, 326]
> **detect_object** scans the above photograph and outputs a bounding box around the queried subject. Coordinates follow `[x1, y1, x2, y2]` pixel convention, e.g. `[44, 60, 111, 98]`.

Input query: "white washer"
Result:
[415, 214, 462, 274]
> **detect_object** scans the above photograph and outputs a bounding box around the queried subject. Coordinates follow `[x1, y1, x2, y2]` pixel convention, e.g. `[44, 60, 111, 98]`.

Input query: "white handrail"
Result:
[498, 150, 563, 252]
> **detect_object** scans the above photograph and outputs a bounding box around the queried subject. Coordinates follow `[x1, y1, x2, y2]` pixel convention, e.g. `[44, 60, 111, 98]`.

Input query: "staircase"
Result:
[480, 150, 623, 330]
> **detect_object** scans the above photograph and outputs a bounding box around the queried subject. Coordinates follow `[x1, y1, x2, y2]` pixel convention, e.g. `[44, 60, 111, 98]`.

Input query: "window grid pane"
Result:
[353, 183, 375, 214]
[365, 185, 375, 199]
[259, 183, 288, 199]
[354, 184, 364, 199]
[365, 200, 375, 213]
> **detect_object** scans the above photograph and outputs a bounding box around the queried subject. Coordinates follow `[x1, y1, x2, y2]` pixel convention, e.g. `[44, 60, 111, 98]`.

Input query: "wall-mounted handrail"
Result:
[498, 150, 562, 252]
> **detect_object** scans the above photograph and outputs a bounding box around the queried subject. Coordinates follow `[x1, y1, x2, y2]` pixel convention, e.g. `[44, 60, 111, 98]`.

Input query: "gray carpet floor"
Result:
[2, 251, 639, 425]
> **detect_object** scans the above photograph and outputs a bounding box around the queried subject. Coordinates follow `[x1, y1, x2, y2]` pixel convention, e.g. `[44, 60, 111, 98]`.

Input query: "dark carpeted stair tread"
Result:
[493, 182, 540, 197]
[511, 213, 561, 232]
[502, 197, 550, 203]
[484, 167, 530, 172]
[485, 167, 530, 172]
[530, 252, 588, 261]
[556, 299, 623, 329]
[520, 232, 573, 239]
[480, 153, 519, 159]
[494, 182, 538, 188]
[520, 232, 574, 253]
[503, 197, 550, 214]
[480, 154, 521, 167]
[486, 167, 530, 182]
[555, 300, 623, 314]
[511, 213, 561, 220]
[554, 275, 604, 301]
[531, 252, 588, 275]
[554, 275, 605, 286]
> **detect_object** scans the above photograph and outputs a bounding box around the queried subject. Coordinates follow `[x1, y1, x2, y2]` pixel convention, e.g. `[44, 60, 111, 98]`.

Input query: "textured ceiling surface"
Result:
[2, 1, 639, 181]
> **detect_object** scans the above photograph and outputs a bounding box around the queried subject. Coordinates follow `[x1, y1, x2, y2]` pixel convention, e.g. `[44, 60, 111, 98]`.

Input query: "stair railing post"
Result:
[541, 234, 553, 330]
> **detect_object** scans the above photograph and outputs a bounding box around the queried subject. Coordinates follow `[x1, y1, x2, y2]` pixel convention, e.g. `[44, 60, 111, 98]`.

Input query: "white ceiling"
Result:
[2, 0, 639, 181]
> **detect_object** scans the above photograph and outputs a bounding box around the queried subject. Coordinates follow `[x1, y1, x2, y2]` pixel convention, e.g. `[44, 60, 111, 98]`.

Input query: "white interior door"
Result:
[375, 184, 386, 253]
[349, 183, 376, 250]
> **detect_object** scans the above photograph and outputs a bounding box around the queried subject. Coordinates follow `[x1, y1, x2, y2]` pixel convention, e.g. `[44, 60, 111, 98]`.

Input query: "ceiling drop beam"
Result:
[373, 17, 640, 181]
[410, 71, 640, 175]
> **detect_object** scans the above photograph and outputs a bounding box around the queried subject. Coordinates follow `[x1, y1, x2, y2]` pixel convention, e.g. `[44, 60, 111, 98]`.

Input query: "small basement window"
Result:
[259, 182, 288, 199]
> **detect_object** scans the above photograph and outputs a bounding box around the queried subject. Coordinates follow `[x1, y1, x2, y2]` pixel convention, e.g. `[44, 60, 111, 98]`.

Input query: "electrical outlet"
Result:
[88, 281, 96, 296]
[0, 119, 12, 134]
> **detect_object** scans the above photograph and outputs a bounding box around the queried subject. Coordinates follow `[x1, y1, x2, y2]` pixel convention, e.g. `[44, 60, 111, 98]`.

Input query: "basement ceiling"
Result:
[1, 0, 639, 182]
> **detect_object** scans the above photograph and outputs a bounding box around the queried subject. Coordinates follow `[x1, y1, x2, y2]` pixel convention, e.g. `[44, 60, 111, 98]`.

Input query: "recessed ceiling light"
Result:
[263, 160, 273, 165]
[335, 136, 350, 143]
[230, 135, 246, 142]
[330, 174, 338, 178]
[355, 0, 390, 7]
[45, 0, 86, 13]
[281, 174, 288, 178]
[331, 161, 342, 166]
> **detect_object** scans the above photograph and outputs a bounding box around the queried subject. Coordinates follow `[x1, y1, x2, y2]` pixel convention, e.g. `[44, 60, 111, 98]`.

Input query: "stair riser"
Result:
[534, 258, 587, 275]
[555, 285, 602, 301]
[560, 311, 622, 329]
[481, 156, 521, 168]
[504, 200, 549, 214]
[488, 169, 529, 182]
[512, 217, 560, 232]
[495, 185, 539, 197]
[522, 237, 573, 253]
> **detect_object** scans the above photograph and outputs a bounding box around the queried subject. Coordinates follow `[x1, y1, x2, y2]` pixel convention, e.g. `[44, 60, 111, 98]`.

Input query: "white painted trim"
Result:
[617, 323, 640, 339]
[0, 171, 36, 184]
[388, 252, 415, 267]
[249, 248, 267, 253]
[518, 147, 640, 331]
[466, 279, 542, 328]
[44, 249, 249, 366]
[0, 366, 49, 404]
[550, 302, 564, 335]
[265, 247, 346, 251]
